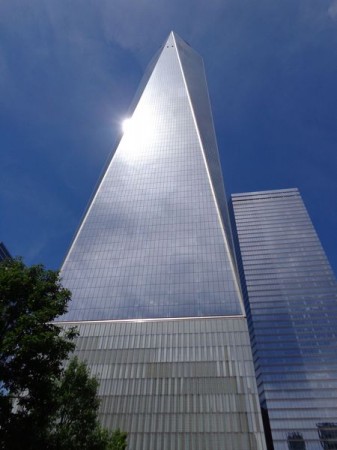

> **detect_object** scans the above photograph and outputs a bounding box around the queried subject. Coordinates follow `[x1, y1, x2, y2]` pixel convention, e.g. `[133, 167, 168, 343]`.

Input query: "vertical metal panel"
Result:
[63, 317, 266, 449]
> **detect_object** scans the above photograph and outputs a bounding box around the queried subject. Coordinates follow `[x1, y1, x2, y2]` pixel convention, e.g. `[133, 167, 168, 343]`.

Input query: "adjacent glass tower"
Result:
[231, 189, 337, 450]
[58, 32, 266, 449]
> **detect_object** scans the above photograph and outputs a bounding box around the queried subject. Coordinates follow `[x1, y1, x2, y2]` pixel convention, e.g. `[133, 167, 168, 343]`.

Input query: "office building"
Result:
[58, 32, 266, 449]
[231, 189, 337, 450]
[0, 242, 11, 261]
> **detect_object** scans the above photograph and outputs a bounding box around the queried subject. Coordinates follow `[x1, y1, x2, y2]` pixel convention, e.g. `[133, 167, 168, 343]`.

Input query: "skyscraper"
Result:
[58, 32, 266, 449]
[231, 189, 337, 450]
[0, 242, 11, 261]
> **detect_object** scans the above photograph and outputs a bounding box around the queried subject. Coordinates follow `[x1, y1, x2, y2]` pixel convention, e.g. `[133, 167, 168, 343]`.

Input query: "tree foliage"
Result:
[50, 357, 127, 450]
[0, 258, 127, 450]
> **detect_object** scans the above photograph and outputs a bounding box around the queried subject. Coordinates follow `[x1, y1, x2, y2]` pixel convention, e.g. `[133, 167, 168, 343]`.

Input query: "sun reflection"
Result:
[120, 108, 154, 161]
[122, 118, 132, 133]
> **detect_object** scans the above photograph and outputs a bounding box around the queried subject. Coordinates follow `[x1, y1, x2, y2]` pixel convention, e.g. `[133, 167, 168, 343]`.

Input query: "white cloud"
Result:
[89, 0, 232, 57]
[328, 0, 337, 19]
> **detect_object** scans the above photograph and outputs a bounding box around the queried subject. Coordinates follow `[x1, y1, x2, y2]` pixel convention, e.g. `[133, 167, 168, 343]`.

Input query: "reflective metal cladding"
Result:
[60, 32, 243, 321]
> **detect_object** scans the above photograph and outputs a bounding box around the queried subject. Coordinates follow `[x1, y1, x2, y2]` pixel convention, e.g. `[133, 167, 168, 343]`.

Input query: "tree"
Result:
[0, 258, 127, 450]
[0, 258, 76, 448]
[50, 357, 127, 450]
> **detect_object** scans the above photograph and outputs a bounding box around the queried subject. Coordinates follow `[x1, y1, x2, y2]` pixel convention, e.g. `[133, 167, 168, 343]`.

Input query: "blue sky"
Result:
[1, 0, 337, 276]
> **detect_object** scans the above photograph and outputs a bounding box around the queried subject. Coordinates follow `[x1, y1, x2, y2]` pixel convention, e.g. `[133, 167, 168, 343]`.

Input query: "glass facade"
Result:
[0, 242, 11, 261]
[58, 32, 267, 449]
[231, 189, 337, 450]
[59, 32, 242, 322]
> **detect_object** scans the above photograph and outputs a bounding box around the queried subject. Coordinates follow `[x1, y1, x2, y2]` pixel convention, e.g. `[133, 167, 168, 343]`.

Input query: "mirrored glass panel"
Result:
[59, 33, 243, 321]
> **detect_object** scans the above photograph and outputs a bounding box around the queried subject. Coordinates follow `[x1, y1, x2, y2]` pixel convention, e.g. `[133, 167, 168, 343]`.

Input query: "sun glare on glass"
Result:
[122, 118, 132, 133]
[120, 108, 155, 162]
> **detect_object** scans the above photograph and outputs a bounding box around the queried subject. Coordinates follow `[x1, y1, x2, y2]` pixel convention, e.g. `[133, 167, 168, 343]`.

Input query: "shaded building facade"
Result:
[58, 33, 266, 449]
[0, 242, 11, 261]
[231, 189, 337, 450]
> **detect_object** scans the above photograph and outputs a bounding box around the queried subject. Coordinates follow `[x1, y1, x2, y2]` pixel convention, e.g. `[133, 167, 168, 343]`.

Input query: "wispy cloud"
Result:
[0, 0, 336, 273]
[328, 0, 337, 19]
